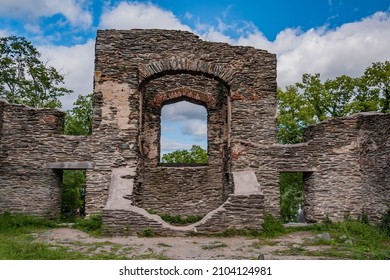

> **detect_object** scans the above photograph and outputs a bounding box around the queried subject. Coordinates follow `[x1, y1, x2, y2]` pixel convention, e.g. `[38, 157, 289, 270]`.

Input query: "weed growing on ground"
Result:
[72, 214, 102, 236]
[358, 209, 370, 225]
[260, 212, 286, 238]
[140, 227, 154, 237]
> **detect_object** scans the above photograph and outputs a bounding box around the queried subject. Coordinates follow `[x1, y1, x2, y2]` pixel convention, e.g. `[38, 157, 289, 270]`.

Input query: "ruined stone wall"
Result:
[91, 29, 277, 217]
[2, 29, 389, 234]
[358, 113, 390, 221]
[302, 117, 364, 222]
[0, 100, 5, 201]
[0, 100, 90, 217]
[241, 143, 311, 218]
[236, 113, 389, 223]
[297, 114, 389, 222]
[86, 82, 138, 213]
[0, 100, 4, 140]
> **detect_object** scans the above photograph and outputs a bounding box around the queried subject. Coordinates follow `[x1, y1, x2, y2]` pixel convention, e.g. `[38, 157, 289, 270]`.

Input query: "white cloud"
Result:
[161, 101, 207, 142]
[161, 138, 192, 153]
[181, 120, 207, 141]
[0, 0, 92, 29]
[99, 2, 191, 31]
[275, 12, 390, 87]
[162, 101, 207, 122]
[235, 29, 272, 50]
[192, 11, 389, 88]
[230, 12, 390, 88]
[198, 25, 234, 43]
[38, 40, 95, 110]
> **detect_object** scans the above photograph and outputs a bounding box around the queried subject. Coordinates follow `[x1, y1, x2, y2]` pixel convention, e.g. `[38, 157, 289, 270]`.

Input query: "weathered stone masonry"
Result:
[0, 29, 389, 235]
[0, 99, 90, 216]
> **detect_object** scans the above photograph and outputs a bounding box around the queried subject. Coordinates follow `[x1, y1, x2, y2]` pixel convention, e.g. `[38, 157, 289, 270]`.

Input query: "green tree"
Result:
[277, 62, 389, 144]
[62, 94, 93, 219]
[354, 61, 390, 113]
[323, 75, 357, 118]
[0, 36, 71, 108]
[296, 73, 328, 122]
[64, 93, 93, 135]
[161, 145, 208, 164]
[277, 86, 316, 144]
[295, 73, 357, 121]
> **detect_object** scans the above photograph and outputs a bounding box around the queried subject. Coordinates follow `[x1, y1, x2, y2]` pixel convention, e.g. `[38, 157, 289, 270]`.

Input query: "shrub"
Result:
[261, 212, 285, 237]
[140, 227, 154, 237]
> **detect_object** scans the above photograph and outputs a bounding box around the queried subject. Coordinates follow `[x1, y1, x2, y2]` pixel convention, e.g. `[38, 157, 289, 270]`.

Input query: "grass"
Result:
[0, 212, 57, 234]
[72, 213, 103, 236]
[131, 252, 170, 260]
[264, 218, 390, 260]
[0, 212, 85, 260]
[214, 213, 390, 260]
[1, 212, 389, 260]
[306, 219, 390, 259]
[0, 236, 86, 260]
[0, 212, 125, 260]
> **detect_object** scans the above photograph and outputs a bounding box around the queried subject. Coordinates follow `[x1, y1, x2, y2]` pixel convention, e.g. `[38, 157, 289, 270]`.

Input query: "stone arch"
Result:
[138, 57, 236, 87]
[136, 65, 233, 216]
[152, 87, 216, 108]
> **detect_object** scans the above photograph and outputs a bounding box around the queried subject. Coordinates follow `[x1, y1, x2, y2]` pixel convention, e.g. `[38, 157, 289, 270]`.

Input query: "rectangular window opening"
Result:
[160, 100, 208, 166]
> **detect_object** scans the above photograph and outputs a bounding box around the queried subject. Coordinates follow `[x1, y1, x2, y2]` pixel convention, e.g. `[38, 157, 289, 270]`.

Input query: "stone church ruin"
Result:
[0, 29, 389, 235]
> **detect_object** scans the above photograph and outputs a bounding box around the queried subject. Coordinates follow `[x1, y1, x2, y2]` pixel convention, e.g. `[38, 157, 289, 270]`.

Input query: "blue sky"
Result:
[0, 0, 389, 155]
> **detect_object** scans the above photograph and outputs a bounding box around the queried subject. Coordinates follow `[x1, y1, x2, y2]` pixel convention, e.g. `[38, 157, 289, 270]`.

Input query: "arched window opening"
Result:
[160, 100, 208, 165]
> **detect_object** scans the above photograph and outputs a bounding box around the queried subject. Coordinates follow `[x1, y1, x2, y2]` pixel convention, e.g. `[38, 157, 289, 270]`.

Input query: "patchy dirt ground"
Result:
[34, 227, 340, 260]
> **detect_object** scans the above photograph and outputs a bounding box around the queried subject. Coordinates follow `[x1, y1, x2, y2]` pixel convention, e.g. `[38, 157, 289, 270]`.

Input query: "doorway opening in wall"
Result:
[61, 170, 86, 221]
[279, 172, 304, 223]
[160, 99, 208, 165]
